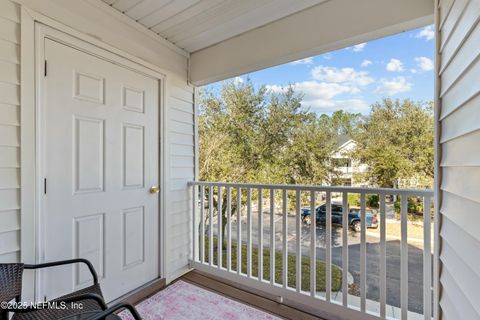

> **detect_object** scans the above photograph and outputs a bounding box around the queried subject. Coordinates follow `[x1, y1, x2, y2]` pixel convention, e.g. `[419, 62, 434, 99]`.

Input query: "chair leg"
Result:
[0, 310, 9, 320]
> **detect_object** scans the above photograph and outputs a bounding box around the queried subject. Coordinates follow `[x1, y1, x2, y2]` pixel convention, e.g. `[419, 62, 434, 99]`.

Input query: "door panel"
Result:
[42, 38, 159, 302]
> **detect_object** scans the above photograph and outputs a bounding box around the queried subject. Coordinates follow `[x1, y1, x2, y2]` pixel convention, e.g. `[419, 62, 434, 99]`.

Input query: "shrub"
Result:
[348, 193, 360, 207]
[348, 193, 379, 208]
[366, 194, 379, 208]
[394, 197, 424, 214]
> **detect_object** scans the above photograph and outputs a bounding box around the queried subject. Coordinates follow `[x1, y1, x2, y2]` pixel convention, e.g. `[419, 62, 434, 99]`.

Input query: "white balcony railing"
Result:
[188, 181, 434, 320]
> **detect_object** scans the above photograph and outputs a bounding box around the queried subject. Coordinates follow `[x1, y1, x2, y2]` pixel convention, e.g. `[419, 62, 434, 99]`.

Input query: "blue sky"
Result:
[204, 25, 435, 115]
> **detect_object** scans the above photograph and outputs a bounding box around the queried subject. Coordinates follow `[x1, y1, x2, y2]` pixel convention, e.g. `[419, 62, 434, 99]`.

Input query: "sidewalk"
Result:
[329, 292, 424, 320]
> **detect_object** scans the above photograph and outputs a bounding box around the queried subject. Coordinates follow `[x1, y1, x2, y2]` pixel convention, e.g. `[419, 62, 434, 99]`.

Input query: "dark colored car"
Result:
[301, 203, 378, 232]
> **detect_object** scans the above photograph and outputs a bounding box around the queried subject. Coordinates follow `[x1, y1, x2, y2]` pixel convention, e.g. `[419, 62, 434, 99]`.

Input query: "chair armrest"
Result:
[85, 302, 142, 320]
[24, 259, 98, 284]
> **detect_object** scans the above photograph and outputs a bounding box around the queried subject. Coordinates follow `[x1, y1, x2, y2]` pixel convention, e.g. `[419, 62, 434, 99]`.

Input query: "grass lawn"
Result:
[203, 237, 342, 292]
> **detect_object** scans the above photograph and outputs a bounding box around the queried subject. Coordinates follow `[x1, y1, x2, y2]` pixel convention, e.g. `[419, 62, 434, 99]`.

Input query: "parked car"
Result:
[301, 203, 378, 232]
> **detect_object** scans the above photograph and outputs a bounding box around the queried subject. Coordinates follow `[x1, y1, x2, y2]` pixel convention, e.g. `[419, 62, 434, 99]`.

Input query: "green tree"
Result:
[198, 80, 341, 243]
[352, 98, 434, 188]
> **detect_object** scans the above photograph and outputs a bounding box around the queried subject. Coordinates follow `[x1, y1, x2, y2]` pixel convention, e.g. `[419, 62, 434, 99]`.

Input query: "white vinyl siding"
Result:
[164, 76, 195, 281]
[438, 0, 480, 319]
[0, 0, 20, 263]
[0, 0, 195, 284]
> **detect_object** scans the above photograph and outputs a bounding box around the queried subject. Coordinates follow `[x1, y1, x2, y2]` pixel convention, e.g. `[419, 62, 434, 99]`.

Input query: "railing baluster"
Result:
[326, 191, 332, 302]
[237, 187, 242, 274]
[200, 186, 205, 264]
[270, 188, 275, 285]
[401, 195, 408, 320]
[310, 190, 316, 297]
[193, 184, 198, 262]
[360, 192, 366, 312]
[282, 189, 288, 289]
[342, 192, 348, 307]
[258, 189, 263, 281]
[247, 188, 252, 278]
[218, 187, 223, 269]
[380, 194, 387, 318]
[296, 190, 301, 293]
[423, 195, 432, 320]
[209, 186, 214, 267]
[227, 187, 232, 272]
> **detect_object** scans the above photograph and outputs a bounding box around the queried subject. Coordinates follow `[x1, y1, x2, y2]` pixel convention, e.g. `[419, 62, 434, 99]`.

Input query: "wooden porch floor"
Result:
[179, 270, 323, 320]
[123, 270, 324, 319]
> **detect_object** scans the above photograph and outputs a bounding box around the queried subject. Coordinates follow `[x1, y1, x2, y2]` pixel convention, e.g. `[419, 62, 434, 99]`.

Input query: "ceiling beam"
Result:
[190, 0, 434, 86]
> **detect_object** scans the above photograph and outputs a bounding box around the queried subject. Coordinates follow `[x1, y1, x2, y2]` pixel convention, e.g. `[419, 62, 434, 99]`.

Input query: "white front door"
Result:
[41, 38, 160, 302]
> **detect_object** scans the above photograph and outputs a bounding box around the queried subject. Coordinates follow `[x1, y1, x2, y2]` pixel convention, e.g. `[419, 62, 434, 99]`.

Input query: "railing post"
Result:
[401, 195, 408, 320]
[380, 193, 387, 318]
[217, 186, 223, 269]
[326, 191, 332, 302]
[192, 183, 198, 262]
[360, 192, 366, 312]
[423, 195, 432, 320]
[296, 190, 301, 293]
[209, 186, 214, 267]
[200, 185, 205, 264]
[258, 188, 263, 281]
[226, 187, 232, 271]
[342, 191, 349, 307]
[247, 188, 252, 278]
[282, 189, 288, 289]
[269, 188, 275, 285]
[237, 187, 242, 274]
[310, 190, 316, 297]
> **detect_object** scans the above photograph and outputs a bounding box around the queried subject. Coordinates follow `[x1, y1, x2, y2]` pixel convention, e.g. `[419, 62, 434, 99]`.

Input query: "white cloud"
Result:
[361, 60, 372, 67]
[304, 98, 369, 113]
[415, 25, 435, 41]
[375, 77, 412, 95]
[267, 81, 353, 99]
[415, 56, 434, 71]
[386, 58, 404, 72]
[352, 43, 367, 52]
[310, 65, 374, 88]
[267, 63, 375, 114]
[291, 57, 314, 65]
[410, 69, 418, 74]
[233, 76, 244, 85]
[322, 53, 332, 60]
[267, 82, 369, 113]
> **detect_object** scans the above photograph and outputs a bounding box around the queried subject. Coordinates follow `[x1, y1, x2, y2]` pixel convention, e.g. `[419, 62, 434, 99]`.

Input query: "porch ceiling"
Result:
[99, 0, 433, 86]
[101, 0, 328, 52]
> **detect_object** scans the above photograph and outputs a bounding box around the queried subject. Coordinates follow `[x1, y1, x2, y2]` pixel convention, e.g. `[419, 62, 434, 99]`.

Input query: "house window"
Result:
[332, 158, 351, 167]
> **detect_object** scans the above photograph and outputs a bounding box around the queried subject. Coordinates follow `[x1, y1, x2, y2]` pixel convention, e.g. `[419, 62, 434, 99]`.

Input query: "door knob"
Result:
[150, 186, 160, 194]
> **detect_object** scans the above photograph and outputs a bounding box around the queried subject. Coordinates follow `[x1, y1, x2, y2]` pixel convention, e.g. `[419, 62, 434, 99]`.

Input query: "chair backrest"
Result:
[0, 263, 24, 303]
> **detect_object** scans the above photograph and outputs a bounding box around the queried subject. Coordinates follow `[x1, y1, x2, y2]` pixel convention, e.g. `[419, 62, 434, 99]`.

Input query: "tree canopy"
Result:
[199, 80, 434, 189]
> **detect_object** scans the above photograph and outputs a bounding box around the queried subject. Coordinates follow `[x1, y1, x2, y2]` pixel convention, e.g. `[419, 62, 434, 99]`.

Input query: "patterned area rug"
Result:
[119, 280, 281, 320]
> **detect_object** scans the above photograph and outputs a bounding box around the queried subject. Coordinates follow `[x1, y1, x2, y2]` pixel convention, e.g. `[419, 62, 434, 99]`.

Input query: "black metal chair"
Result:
[0, 259, 142, 320]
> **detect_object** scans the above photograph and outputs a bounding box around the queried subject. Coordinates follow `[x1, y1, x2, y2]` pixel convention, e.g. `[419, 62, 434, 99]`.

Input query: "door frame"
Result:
[20, 8, 168, 301]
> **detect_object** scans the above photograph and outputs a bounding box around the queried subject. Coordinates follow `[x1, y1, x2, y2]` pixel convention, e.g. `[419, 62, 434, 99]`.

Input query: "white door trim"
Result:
[20, 9, 167, 301]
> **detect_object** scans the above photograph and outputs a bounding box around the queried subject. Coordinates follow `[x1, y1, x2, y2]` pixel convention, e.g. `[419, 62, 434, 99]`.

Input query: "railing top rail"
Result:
[188, 181, 434, 196]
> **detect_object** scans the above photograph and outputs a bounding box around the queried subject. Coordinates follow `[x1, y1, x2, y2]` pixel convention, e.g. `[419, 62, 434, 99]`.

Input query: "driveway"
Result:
[209, 209, 431, 315]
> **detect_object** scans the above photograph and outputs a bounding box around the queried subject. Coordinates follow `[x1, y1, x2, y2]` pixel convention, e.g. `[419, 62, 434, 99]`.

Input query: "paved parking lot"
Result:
[207, 209, 431, 315]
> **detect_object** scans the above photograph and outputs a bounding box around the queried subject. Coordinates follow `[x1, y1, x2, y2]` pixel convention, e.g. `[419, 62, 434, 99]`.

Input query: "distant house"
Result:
[330, 135, 368, 187]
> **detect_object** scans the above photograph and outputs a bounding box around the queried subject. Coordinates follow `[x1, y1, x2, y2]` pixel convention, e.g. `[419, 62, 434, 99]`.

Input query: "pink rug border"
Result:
[119, 280, 282, 320]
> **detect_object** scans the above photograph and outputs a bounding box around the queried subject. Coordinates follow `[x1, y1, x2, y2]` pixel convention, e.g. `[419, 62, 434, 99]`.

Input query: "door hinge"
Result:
[44, 178, 47, 194]
[44, 60, 47, 77]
